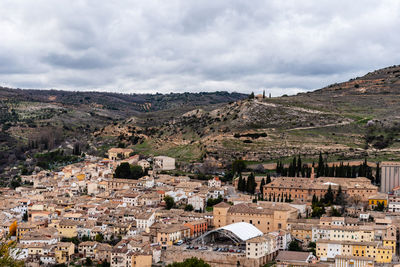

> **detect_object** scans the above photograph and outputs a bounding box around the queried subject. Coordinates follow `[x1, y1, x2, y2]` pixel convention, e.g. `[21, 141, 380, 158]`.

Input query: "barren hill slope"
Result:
[109, 65, 400, 164]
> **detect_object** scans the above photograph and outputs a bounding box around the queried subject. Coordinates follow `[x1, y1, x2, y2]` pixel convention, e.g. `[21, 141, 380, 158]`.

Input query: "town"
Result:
[0, 147, 399, 267]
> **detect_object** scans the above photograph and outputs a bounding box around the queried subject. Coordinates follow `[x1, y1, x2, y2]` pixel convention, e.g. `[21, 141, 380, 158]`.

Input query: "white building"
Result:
[136, 212, 155, 232]
[122, 193, 140, 206]
[269, 230, 292, 250]
[208, 177, 222, 188]
[187, 195, 206, 211]
[154, 156, 175, 171]
[207, 188, 224, 200]
[166, 189, 187, 203]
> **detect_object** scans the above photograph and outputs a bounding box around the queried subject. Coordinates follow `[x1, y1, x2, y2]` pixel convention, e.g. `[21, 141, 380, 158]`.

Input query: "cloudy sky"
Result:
[0, 1, 400, 95]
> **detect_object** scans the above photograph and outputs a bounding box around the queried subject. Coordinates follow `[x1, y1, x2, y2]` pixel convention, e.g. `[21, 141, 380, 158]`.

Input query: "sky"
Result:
[0, 1, 400, 96]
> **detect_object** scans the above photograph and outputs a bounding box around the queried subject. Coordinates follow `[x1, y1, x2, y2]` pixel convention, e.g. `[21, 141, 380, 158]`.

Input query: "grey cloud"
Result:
[0, 0, 400, 95]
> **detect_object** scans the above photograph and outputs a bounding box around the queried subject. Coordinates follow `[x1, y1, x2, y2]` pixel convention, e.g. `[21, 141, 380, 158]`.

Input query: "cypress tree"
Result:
[292, 156, 297, 177]
[376, 162, 381, 185]
[260, 178, 265, 197]
[246, 172, 256, 194]
[237, 176, 243, 191]
[317, 152, 324, 177]
[266, 174, 271, 184]
[297, 156, 302, 177]
[324, 185, 334, 205]
[312, 194, 317, 205]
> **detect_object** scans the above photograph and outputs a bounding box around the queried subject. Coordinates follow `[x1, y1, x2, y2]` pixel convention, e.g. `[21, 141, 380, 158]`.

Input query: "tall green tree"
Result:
[232, 160, 246, 175]
[130, 165, 144, 179]
[324, 185, 334, 205]
[266, 174, 271, 184]
[297, 156, 302, 177]
[375, 162, 381, 185]
[164, 196, 175, 210]
[246, 173, 256, 194]
[260, 178, 265, 197]
[114, 162, 131, 178]
[237, 176, 243, 191]
[288, 240, 302, 251]
[317, 152, 324, 177]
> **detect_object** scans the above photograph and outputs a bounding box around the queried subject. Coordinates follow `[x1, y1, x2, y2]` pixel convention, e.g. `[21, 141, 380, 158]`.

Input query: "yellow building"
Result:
[55, 242, 75, 264]
[290, 224, 313, 243]
[368, 193, 388, 209]
[375, 246, 392, 263]
[16, 222, 37, 241]
[50, 220, 78, 238]
[316, 240, 392, 264]
[156, 225, 191, 248]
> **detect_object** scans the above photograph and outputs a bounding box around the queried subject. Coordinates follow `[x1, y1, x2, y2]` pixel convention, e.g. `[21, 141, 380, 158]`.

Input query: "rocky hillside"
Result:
[108, 65, 400, 165]
[0, 88, 246, 178]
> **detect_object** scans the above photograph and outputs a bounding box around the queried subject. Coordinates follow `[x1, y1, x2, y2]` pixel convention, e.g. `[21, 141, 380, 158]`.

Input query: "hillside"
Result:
[107, 65, 400, 165]
[2, 65, 400, 179]
[0, 88, 247, 179]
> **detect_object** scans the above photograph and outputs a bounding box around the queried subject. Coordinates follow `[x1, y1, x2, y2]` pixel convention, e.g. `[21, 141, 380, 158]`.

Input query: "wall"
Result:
[161, 249, 276, 267]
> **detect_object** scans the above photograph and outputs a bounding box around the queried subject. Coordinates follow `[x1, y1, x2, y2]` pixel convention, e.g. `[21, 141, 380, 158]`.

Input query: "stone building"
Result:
[263, 176, 377, 203]
[213, 202, 298, 233]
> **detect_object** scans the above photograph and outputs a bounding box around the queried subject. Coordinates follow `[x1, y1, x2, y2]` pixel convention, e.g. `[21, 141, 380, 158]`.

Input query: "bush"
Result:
[167, 257, 211, 267]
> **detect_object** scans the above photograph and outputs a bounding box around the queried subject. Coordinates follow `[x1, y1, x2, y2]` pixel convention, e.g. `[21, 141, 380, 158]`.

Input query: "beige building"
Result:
[138, 159, 150, 170]
[154, 156, 175, 171]
[264, 177, 377, 203]
[55, 242, 75, 264]
[108, 148, 133, 160]
[213, 202, 298, 233]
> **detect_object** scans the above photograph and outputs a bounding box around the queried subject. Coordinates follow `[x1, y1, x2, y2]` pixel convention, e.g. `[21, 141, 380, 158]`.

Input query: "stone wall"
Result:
[161, 248, 276, 267]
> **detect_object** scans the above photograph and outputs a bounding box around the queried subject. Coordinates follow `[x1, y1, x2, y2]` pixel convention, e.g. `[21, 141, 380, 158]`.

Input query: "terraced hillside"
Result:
[108, 65, 400, 164]
[0, 89, 246, 178]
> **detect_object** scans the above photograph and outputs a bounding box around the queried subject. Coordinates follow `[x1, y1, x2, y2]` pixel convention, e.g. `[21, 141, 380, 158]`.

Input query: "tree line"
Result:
[237, 172, 271, 195]
[276, 153, 380, 185]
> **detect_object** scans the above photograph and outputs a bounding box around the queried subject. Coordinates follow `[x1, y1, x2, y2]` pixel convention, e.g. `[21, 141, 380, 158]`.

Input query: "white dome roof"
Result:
[220, 222, 263, 241]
